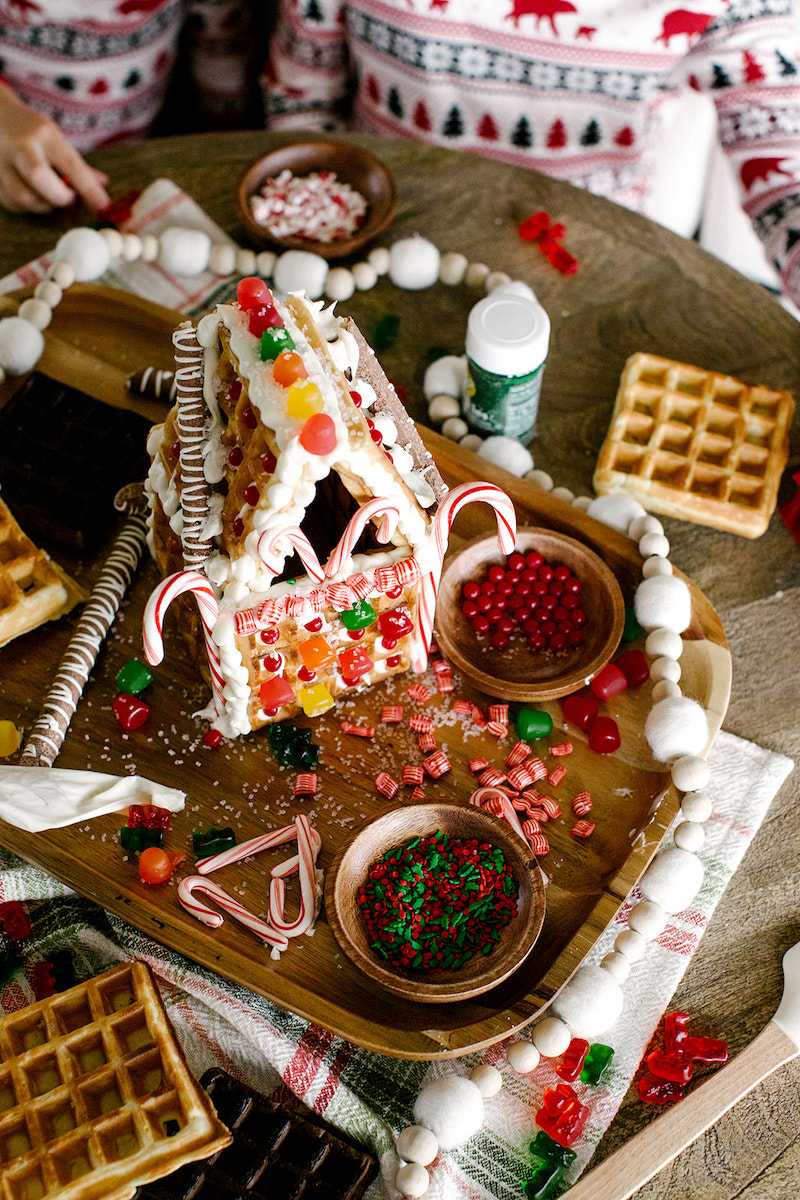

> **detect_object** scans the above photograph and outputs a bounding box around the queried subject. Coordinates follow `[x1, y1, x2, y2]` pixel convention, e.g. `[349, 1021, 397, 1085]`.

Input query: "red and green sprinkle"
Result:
[357, 831, 518, 973]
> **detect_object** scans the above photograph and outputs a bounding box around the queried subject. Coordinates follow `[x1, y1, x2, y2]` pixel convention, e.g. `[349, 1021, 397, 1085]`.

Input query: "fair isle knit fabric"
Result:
[0, 0, 251, 152]
[264, 0, 800, 306]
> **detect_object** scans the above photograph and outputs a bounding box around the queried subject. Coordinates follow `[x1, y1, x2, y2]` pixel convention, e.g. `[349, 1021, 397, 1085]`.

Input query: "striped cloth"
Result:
[0, 182, 794, 1196]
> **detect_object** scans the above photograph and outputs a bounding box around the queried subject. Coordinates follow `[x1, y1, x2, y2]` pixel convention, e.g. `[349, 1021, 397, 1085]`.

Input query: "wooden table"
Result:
[0, 131, 798, 1198]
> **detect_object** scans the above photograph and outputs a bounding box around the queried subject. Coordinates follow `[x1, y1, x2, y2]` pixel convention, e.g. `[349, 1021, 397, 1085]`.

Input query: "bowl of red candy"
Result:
[325, 802, 546, 1003]
[237, 138, 397, 260]
[434, 526, 625, 702]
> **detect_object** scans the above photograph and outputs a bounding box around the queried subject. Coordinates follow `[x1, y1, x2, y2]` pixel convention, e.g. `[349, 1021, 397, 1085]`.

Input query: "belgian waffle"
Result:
[0, 961, 231, 1200]
[593, 352, 795, 537]
[0, 496, 70, 647]
[133, 1068, 379, 1200]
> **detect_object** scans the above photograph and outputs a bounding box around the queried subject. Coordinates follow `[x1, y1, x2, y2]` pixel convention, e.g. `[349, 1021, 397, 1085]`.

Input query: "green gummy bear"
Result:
[120, 826, 163, 853]
[581, 1042, 614, 1084]
[193, 827, 237, 858]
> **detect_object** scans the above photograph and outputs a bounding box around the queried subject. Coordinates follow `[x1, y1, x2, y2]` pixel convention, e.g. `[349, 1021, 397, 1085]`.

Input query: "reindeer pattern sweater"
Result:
[265, 0, 800, 304]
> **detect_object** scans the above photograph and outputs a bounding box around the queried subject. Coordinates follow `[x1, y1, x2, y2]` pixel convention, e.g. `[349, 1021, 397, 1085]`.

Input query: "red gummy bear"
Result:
[557, 1038, 590, 1082]
[536, 1083, 591, 1147]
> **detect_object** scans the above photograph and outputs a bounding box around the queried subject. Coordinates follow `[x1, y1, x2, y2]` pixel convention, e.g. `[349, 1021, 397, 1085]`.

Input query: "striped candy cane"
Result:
[252, 524, 325, 582]
[196, 821, 319, 875]
[412, 481, 518, 671]
[324, 498, 401, 578]
[267, 815, 321, 938]
[177, 876, 289, 951]
[143, 570, 226, 716]
[470, 785, 531, 847]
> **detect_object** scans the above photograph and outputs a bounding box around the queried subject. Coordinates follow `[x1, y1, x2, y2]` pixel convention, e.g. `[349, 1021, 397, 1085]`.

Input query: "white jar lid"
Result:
[466, 294, 550, 377]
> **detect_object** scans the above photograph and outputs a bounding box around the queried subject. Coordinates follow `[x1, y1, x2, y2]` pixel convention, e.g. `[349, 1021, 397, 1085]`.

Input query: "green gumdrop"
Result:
[340, 599, 377, 631]
[116, 658, 154, 695]
[516, 707, 553, 741]
[260, 326, 295, 361]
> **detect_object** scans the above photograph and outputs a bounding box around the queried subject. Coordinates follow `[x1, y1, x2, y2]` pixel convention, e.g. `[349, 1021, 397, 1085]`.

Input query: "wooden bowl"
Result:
[435, 526, 625, 702]
[325, 803, 546, 1004]
[237, 139, 397, 260]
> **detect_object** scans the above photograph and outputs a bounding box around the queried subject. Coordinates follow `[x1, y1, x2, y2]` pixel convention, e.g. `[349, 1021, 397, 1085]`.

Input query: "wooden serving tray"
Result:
[0, 286, 731, 1059]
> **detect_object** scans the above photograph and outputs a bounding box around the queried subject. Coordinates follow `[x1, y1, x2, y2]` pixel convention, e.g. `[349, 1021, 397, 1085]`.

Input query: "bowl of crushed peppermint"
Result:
[325, 803, 546, 1003]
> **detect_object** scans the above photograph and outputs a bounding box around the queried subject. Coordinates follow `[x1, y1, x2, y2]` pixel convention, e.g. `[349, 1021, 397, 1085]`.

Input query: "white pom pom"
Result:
[674, 820, 705, 852]
[681, 790, 712, 822]
[209, 243, 236, 275]
[477, 435, 534, 476]
[441, 416, 469, 440]
[587, 493, 647, 533]
[396, 1125, 438, 1165]
[389, 236, 441, 290]
[439, 251, 468, 285]
[645, 627, 683, 660]
[470, 1064, 503, 1097]
[530, 1016, 571, 1057]
[413, 1075, 484, 1149]
[524, 469, 553, 490]
[352, 260, 378, 290]
[628, 900, 667, 940]
[423, 355, 468, 400]
[18, 297, 52, 331]
[645, 696, 708, 762]
[506, 1040, 540, 1073]
[640, 847, 704, 912]
[325, 267, 356, 301]
[396, 1161, 429, 1198]
[428, 394, 462, 424]
[551, 964, 624, 1037]
[634, 574, 691, 632]
[158, 227, 211, 276]
[599, 951, 631, 984]
[272, 250, 329, 299]
[53, 227, 111, 281]
[0, 316, 44, 374]
[671, 754, 711, 793]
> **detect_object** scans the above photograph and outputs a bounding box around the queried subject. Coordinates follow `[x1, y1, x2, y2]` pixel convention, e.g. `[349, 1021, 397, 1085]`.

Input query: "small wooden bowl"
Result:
[237, 139, 397, 260]
[325, 803, 546, 1004]
[435, 527, 625, 702]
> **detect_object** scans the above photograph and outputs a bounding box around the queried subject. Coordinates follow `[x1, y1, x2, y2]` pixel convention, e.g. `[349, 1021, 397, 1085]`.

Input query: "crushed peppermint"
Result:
[357, 831, 518, 972]
[249, 168, 368, 244]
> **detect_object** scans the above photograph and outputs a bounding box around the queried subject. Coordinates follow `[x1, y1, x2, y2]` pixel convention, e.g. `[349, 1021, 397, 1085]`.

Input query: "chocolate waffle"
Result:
[593, 352, 794, 537]
[0, 495, 71, 647]
[132, 1068, 379, 1200]
[0, 961, 230, 1200]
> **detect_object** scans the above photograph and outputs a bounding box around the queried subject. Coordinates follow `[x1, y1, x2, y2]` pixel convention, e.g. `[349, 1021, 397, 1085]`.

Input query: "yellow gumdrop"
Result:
[286, 379, 323, 419]
[298, 684, 334, 717]
[0, 721, 20, 757]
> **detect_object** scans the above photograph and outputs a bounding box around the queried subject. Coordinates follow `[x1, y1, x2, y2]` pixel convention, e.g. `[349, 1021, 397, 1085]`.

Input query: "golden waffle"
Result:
[593, 352, 795, 537]
[0, 496, 70, 647]
[0, 961, 230, 1200]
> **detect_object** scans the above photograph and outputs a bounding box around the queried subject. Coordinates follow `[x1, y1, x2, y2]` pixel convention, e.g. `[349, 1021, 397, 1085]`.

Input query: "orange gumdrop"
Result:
[138, 846, 174, 885]
[272, 350, 308, 387]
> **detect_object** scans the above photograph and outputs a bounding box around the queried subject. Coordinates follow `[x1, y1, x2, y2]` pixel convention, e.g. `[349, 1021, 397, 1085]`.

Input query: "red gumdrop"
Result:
[248, 305, 282, 337]
[299, 413, 337, 455]
[590, 662, 628, 700]
[237, 276, 273, 311]
[113, 694, 150, 731]
[588, 715, 620, 754]
[615, 648, 650, 688]
[562, 692, 598, 731]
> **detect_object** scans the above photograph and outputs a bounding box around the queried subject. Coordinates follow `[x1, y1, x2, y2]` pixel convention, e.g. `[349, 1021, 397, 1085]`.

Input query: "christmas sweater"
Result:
[264, 0, 800, 306]
[0, 0, 252, 152]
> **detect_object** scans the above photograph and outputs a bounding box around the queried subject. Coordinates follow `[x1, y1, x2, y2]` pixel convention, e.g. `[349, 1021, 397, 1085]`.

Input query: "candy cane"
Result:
[196, 821, 317, 875]
[412, 482, 518, 671]
[177, 876, 289, 951]
[470, 785, 531, 847]
[253, 524, 325, 582]
[143, 569, 226, 715]
[324, 498, 401, 578]
[267, 815, 321, 938]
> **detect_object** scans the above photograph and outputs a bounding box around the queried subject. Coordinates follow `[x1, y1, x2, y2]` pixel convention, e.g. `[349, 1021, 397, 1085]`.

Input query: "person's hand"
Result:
[0, 83, 111, 214]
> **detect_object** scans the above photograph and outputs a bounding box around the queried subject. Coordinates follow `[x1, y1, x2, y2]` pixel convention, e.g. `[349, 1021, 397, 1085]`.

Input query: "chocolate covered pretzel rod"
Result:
[127, 365, 178, 403]
[174, 322, 212, 570]
[21, 493, 148, 767]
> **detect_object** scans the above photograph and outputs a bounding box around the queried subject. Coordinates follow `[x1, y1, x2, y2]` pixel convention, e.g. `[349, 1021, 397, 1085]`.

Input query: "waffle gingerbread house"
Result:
[143, 280, 515, 736]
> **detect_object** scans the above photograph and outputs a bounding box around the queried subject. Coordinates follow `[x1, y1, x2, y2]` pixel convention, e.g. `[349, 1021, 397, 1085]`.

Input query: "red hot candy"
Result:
[536, 1083, 591, 1147]
[112, 694, 150, 731]
[557, 1038, 590, 1082]
[588, 715, 621, 754]
[590, 663, 628, 700]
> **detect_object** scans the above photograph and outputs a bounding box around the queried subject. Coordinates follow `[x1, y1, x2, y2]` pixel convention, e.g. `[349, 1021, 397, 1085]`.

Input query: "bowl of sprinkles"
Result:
[325, 803, 546, 1003]
[435, 527, 626, 703]
[237, 138, 397, 259]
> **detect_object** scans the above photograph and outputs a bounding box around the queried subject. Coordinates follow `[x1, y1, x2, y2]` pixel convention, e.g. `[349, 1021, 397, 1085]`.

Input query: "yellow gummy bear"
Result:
[0, 721, 20, 757]
[286, 379, 323, 419]
[299, 684, 334, 717]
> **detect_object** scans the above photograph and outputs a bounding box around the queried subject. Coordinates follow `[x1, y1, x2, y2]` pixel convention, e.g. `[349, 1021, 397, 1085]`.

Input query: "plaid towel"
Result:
[0, 181, 794, 1195]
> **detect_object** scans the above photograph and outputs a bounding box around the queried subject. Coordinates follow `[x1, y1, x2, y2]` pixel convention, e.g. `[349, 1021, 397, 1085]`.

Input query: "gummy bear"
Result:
[557, 1038, 590, 1083]
[193, 827, 237, 858]
[580, 1044, 614, 1085]
[535, 1084, 590, 1147]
